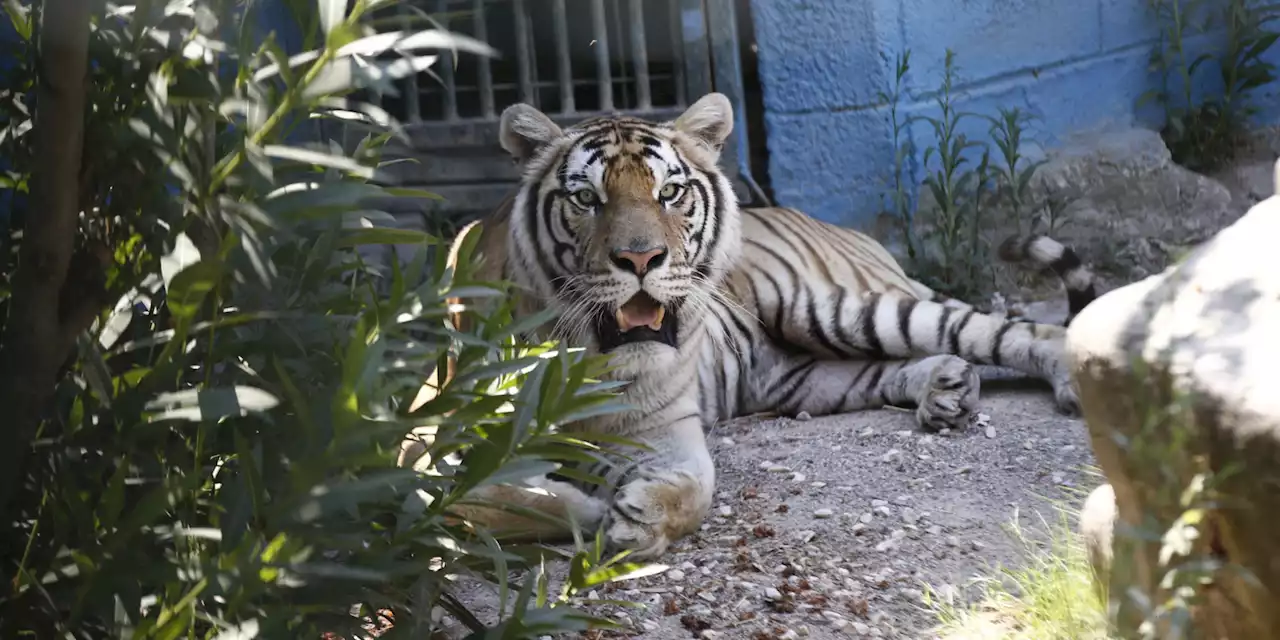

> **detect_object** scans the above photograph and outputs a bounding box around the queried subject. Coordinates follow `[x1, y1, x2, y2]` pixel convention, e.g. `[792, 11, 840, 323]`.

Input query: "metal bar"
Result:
[668, 0, 686, 105]
[678, 0, 711, 104]
[552, 0, 574, 114]
[513, 0, 535, 105]
[435, 0, 458, 120]
[473, 0, 494, 118]
[705, 0, 771, 206]
[610, 0, 630, 108]
[590, 0, 613, 111]
[525, 0, 539, 105]
[398, 4, 420, 121]
[416, 75, 681, 96]
[629, 0, 651, 109]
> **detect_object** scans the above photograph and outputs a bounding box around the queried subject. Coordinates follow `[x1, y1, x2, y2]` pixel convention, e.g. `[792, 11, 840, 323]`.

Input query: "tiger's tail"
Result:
[998, 234, 1098, 326]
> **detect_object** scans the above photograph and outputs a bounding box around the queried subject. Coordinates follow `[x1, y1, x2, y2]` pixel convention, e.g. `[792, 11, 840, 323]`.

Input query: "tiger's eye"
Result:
[659, 183, 684, 201]
[572, 189, 599, 207]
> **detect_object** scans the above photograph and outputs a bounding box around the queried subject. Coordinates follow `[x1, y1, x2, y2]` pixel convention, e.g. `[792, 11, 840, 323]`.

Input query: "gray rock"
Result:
[1067, 165, 1280, 638]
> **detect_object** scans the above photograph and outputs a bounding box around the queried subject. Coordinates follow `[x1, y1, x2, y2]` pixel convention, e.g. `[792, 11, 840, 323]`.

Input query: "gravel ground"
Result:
[444, 369, 1099, 640]
[381, 126, 1277, 640]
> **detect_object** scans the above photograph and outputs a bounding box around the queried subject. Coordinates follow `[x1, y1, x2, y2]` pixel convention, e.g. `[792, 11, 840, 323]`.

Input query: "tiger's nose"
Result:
[610, 246, 668, 276]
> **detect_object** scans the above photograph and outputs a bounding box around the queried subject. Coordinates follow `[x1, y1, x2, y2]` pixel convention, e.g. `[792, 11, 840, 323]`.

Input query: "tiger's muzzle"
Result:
[594, 291, 681, 352]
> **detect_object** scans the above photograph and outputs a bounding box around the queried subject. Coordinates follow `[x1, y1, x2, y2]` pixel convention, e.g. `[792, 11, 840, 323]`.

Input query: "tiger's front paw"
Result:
[916, 356, 981, 432]
[605, 470, 709, 561]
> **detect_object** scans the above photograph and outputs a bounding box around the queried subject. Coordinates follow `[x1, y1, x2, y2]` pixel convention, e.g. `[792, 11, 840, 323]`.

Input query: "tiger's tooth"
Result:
[648, 306, 666, 331]
[615, 308, 629, 331]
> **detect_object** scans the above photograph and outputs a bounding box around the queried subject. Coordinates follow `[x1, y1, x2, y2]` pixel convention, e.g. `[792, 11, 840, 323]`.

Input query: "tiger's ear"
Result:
[500, 103, 564, 163]
[674, 93, 734, 152]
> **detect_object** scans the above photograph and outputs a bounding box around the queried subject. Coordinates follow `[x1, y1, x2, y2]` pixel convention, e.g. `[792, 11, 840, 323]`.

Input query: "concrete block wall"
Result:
[749, 0, 1280, 227]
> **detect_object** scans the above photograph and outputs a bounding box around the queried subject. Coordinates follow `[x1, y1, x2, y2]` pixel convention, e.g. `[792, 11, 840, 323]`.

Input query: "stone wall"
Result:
[749, 0, 1280, 227]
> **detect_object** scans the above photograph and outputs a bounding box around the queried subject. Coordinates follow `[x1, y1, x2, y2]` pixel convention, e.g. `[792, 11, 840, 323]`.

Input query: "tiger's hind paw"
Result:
[1053, 378, 1081, 417]
[916, 356, 981, 432]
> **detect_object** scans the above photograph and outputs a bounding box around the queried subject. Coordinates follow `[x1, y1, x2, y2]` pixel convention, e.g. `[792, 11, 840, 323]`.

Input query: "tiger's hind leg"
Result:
[752, 353, 981, 432]
[760, 288, 1080, 415]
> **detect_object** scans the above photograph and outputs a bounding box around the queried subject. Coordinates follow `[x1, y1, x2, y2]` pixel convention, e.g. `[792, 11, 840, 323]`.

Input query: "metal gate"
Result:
[368, 0, 767, 227]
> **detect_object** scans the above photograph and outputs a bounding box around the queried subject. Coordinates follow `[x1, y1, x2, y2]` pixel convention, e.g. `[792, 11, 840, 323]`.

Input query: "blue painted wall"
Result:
[749, 0, 1280, 228]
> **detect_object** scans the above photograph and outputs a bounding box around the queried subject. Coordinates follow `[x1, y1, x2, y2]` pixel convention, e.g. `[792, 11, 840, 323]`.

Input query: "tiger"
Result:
[418, 92, 1098, 560]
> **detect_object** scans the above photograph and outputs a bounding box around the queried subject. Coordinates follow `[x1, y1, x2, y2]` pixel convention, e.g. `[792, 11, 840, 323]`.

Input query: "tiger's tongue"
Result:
[615, 295, 666, 332]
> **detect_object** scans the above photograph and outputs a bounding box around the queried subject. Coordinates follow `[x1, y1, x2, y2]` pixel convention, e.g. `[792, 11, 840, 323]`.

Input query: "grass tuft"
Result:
[925, 499, 1111, 640]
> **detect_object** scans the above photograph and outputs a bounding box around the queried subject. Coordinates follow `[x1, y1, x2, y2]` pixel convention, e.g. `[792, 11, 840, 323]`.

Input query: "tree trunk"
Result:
[0, 1, 92, 521]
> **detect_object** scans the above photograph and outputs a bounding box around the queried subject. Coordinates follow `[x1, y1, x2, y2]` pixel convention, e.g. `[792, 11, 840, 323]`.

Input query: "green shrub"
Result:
[1142, 0, 1280, 171]
[0, 1, 647, 637]
[879, 50, 1070, 301]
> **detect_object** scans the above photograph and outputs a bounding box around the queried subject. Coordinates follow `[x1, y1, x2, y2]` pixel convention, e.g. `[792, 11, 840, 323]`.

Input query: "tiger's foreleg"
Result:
[600, 417, 715, 560]
[448, 475, 610, 542]
[753, 354, 981, 432]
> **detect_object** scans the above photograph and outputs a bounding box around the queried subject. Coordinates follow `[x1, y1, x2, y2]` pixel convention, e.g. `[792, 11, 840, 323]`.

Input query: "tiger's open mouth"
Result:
[594, 291, 679, 352]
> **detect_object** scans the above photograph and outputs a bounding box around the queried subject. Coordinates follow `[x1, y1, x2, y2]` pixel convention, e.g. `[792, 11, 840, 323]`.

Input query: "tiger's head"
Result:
[497, 93, 742, 358]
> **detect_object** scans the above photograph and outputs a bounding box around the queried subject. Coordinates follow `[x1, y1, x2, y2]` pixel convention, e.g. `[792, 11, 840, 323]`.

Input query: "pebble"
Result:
[767, 464, 793, 473]
[871, 499, 888, 508]
[810, 481, 827, 488]
[853, 622, 871, 635]
[814, 508, 834, 519]
[719, 437, 735, 446]
[985, 425, 997, 439]
[764, 587, 783, 600]
[858, 427, 876, 437]
[791, 472, 808, 482]
[798, 530, 817, 543]
[698, 591, 717, 603]
[700, 631, 721, 639]
[795, 411, 813, 421]
[881, 449, 902, 463]
[779, 631, 799, 640]
[947, 536, 960, 547]
[901, 508, 920, 524]
[1023, 440, 1035, 450]
[716, 505, 732, 517]
[859, 512, 873, 524]
[641, 621, 660, 631]
[874, 506, 892, 517]
[972, 540, 987, 551]
[667, 569, 686, 581]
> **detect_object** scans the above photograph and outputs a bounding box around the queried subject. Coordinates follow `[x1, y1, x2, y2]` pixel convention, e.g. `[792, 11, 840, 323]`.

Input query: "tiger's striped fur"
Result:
[436, 93, 1097, 559]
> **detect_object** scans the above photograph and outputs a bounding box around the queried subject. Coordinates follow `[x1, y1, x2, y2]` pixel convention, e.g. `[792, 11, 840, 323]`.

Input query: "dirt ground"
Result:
[443, 366, 1096, 640]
